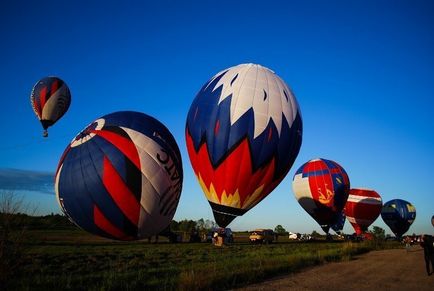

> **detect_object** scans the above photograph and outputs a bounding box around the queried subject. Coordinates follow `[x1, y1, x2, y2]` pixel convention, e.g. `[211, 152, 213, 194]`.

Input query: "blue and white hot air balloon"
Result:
[381, 199, 416, 238]
[186, 63, 302, 227]
[55, 111, 183, 240]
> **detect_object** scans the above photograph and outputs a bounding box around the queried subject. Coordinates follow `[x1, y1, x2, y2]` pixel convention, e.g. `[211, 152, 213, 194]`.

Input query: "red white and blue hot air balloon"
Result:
[292, 158, 350, 234]
[344, 188, 382, 235]
[186, 63, 302, 227]
[30, 76, 71, 137]
[55, 111, 183, 240]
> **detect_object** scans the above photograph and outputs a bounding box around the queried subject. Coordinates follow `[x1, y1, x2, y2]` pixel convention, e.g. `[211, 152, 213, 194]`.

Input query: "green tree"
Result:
[170, 220, 180, 231]
[196, 219, 217, 232]
[372, 226, 385, 240]
[196, 218, 205, 231]
[204, 219, 217, 231]
[178, 219, 197, 233]
[311, 230, 321, 239]
[274, 225, 287, 235]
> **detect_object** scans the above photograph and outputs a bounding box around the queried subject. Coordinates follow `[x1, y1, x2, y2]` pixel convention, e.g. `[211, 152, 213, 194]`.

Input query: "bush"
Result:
[0, 191, 30, 288]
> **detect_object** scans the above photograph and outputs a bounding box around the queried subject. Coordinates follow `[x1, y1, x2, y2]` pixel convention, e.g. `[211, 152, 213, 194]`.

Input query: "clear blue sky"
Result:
[0, 0, 433, 235]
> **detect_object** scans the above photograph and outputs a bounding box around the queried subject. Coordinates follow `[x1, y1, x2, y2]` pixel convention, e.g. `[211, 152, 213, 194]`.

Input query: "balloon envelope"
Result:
[30, 76, 71, 137]
[186, 63, 302, 227]
[331, 210, 346, 234]
[292, 158, 350, 233]
[381, 199, 416, 238]
[344, 188, 382, 235]
[55, 111, 183, 240]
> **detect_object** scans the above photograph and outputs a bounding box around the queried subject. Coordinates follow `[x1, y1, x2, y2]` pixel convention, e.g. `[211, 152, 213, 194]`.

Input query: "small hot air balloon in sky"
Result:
[292, 158, 350, 234]
[331, 210, 346, 234]
[432, 215, 434, 227]
[344, 188, 382, 235]
[381, 199, 416, 238]
[30, 76, 71, 137]
[55, 111, 183, 240]
[186, 63, 302, 227]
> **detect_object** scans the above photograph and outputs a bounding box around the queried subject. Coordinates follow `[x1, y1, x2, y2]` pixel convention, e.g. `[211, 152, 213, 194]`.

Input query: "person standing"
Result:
[404, 236, 411, 252]
[420, 234, 434, 275]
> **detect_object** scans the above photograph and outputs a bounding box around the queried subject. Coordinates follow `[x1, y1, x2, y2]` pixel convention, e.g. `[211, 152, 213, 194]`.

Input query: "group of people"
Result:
[420, 234, 434, 276]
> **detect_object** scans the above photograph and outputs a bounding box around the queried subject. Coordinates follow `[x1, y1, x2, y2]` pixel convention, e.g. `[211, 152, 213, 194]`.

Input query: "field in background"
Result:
[6, 229, 401, 290]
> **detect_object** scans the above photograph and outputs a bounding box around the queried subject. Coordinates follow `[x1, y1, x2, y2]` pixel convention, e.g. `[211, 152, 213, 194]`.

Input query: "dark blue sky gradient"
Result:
[0, 0, 433, 234]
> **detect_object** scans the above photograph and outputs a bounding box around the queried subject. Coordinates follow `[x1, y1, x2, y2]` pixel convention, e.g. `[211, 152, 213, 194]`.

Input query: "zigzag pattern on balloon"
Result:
[186, 68, 302, 182]
[186, 132, 281, 210]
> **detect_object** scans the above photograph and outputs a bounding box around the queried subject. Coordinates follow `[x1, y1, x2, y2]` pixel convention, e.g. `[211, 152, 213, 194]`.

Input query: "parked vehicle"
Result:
[249, 229, 274, 244]
[288, 232, 299, 240]
[300, 234, 312, 241]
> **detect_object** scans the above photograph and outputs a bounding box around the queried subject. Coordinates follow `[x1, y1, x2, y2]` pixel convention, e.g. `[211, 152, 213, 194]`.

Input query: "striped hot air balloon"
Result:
[344, 188, 382, 235]
[292, 158, 350, 234]
[55, 111, 183, 240]
[186, 63, 302, 227]
[30, 76, 71, 137]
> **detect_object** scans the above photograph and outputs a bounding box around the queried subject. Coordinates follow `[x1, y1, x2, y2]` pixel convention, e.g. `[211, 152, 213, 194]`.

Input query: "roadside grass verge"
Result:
[6, 230, 401, 290]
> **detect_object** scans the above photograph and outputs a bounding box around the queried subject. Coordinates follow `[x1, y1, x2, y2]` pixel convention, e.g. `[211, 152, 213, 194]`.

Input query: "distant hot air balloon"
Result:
[331, 210, 346, 235]
[186, 63, 302, 227]
[432, 215, 434, 227]
[381, 199, 416, 238]
[30, 76, 71, 137]
[344, 188, 382, 235]
[292, 158, 350, 234]
[55, 111, 183, 240]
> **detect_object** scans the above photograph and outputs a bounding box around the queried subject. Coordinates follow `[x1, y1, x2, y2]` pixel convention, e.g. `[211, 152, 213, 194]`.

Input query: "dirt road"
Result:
[239, 246, 433, 291]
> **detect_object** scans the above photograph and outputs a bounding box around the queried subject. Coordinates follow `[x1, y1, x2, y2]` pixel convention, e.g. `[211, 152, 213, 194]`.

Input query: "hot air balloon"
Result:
[331, 210, 346, 234]
[381, 199, 416, 238]
[292, 158, 350, 234]
[55, 111, 183, 240]
[30, 76, 71, 137]
[344, 188, 382, 235]
[186, 63, 302, 227]
[432, 215, 434, 227]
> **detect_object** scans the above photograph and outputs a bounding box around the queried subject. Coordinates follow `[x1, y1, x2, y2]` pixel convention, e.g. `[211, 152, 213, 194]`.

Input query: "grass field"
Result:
[4, 229, 401, 290]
